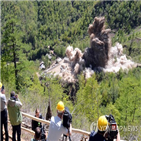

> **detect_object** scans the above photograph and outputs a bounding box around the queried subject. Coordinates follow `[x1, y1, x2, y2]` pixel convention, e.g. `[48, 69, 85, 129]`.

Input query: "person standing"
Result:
[47, 101, 72, 141]
[0, 83, 9, 141]
[32, 108, 43, 132]
[7, 91, 22, 141]
[89, 115, 120, 141]
[32, 109, 47, 141]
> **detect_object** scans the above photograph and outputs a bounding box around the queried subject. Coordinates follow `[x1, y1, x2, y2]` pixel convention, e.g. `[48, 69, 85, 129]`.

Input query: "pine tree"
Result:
[115, 75, 141, 125]
[76, 74, 102, 123]
[2, 15, 23, 89]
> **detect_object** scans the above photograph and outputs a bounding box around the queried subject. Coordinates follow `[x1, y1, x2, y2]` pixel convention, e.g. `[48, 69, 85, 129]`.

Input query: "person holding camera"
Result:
[89, 115, 120, 141]
[47, 101, 72, 141]
[0, 83, 9, 141]
[7, 91, 22, 141]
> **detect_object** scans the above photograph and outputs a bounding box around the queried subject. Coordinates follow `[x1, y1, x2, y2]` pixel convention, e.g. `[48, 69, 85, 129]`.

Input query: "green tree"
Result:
[115, 75, 141, 126]
[76, 74, 102, 123]
[2, 16, 23, 89]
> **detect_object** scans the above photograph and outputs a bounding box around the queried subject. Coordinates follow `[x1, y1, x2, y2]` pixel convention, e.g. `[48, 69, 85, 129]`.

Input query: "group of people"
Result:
[0, 82, 22, 141]
[1, 82, 120, 141]
[31, 101, 72, 141]
[30, 101, 120, 141]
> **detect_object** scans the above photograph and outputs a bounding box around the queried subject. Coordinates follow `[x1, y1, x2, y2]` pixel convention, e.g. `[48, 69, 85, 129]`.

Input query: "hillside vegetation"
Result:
[1, 1, 141, 140]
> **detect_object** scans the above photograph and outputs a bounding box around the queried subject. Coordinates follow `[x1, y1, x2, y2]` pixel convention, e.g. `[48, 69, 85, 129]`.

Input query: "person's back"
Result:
[89, 131, 113, 141]
[7, 97, 22, 126]
[47, 101, 72, 141]
[7, 91, 22, 141]
[1, 91, 7, 111]
[47, 116, 68, 141]
[89, 115, 120, 141]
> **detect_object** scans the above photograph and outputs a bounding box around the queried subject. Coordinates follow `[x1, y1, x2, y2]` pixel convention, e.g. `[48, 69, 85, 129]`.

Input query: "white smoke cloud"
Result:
[105, 43, 137, 73]
[44, 43, 137, 83]
[43, 16, 138, 83]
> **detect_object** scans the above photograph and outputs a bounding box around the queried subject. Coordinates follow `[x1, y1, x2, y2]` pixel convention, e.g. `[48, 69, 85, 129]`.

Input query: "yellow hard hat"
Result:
[0, 82, 2, 89]
[97, 115, 108, 131]
[56, 101, 65, 112]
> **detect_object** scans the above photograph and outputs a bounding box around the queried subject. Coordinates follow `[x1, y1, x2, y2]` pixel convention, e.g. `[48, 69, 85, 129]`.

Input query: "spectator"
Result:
[32, 109, 48, 141]
[31, 127, 41, 141]
[0, 83, 9, 141]
[89, 115, 120, 141]
[47, 101, 72, 141]
[7, 91, 22, 141]
[32, 108, 43, 132]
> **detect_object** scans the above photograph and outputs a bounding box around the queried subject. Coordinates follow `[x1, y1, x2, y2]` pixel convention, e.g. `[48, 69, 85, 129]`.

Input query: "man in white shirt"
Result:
[0, 83, 9, 141]
[47, 101, 72, 141]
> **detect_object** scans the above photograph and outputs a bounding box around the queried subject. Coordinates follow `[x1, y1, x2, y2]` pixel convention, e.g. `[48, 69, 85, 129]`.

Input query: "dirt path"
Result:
[44, 59, 71, 75]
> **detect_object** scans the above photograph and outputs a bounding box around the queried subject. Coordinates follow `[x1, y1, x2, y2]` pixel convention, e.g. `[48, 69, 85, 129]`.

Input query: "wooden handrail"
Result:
[71, 128, 90, 136]
[21, 127, 34, 135]
[8, 113, 125, 140]
[21, 112, 50, 125]
[21, 112, 90, 136]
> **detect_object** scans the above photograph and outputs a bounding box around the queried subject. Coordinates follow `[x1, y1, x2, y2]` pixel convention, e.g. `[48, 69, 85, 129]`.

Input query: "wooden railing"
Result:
[21, 112, 90, 136]
[6, 112, 124, 141]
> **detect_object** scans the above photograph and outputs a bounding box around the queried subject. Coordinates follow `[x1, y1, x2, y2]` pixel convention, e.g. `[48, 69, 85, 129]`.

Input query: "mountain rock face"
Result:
[83, 17, 111, 68]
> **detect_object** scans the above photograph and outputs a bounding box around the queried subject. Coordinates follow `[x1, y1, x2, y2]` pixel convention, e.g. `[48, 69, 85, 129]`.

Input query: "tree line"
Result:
[1, 1, 141, 140]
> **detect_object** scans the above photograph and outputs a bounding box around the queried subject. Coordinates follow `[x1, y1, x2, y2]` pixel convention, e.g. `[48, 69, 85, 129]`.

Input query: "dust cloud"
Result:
[45, 17, 138, 83]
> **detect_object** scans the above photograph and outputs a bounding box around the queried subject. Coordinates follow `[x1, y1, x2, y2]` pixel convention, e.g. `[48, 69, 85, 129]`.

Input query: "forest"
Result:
[1, 1, 141, 140]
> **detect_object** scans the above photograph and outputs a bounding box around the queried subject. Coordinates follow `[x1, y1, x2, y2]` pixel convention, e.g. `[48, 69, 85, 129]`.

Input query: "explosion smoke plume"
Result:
[83, 17, 111, 68]
[45, 17, 138, 83]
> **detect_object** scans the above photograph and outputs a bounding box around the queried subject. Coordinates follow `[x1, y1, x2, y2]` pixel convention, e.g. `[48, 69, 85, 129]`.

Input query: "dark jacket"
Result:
[32, 114, 43, 131]
[89, 131, 113, 141]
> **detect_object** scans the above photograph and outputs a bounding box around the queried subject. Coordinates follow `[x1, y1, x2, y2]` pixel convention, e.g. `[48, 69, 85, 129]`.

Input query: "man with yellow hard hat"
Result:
[89, 115, 120, 141]
[47, 101, 72, 141]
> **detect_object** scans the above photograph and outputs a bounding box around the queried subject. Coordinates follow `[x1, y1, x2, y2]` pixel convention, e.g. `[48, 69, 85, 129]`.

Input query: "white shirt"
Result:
[47, 116, 68, 141]
[0, 92, 7, 111]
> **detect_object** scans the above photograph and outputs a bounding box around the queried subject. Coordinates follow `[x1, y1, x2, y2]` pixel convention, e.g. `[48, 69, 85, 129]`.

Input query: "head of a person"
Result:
[35, 108, 40, 118]
[34, 127, 41, 140]
[56, 101, 65, 119]
[1, 85, 5, 94]
[97, 115, 108, 135]
[10, 91, 16, 100]
[0, 82, 2, 91]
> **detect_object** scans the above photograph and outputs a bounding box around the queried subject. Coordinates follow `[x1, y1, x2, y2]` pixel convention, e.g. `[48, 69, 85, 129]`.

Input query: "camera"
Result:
[63, 107, 72, 129]
[40, 126, 46, 141]
[104, 114, 118, 140]
[62, 107, 72, 141]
